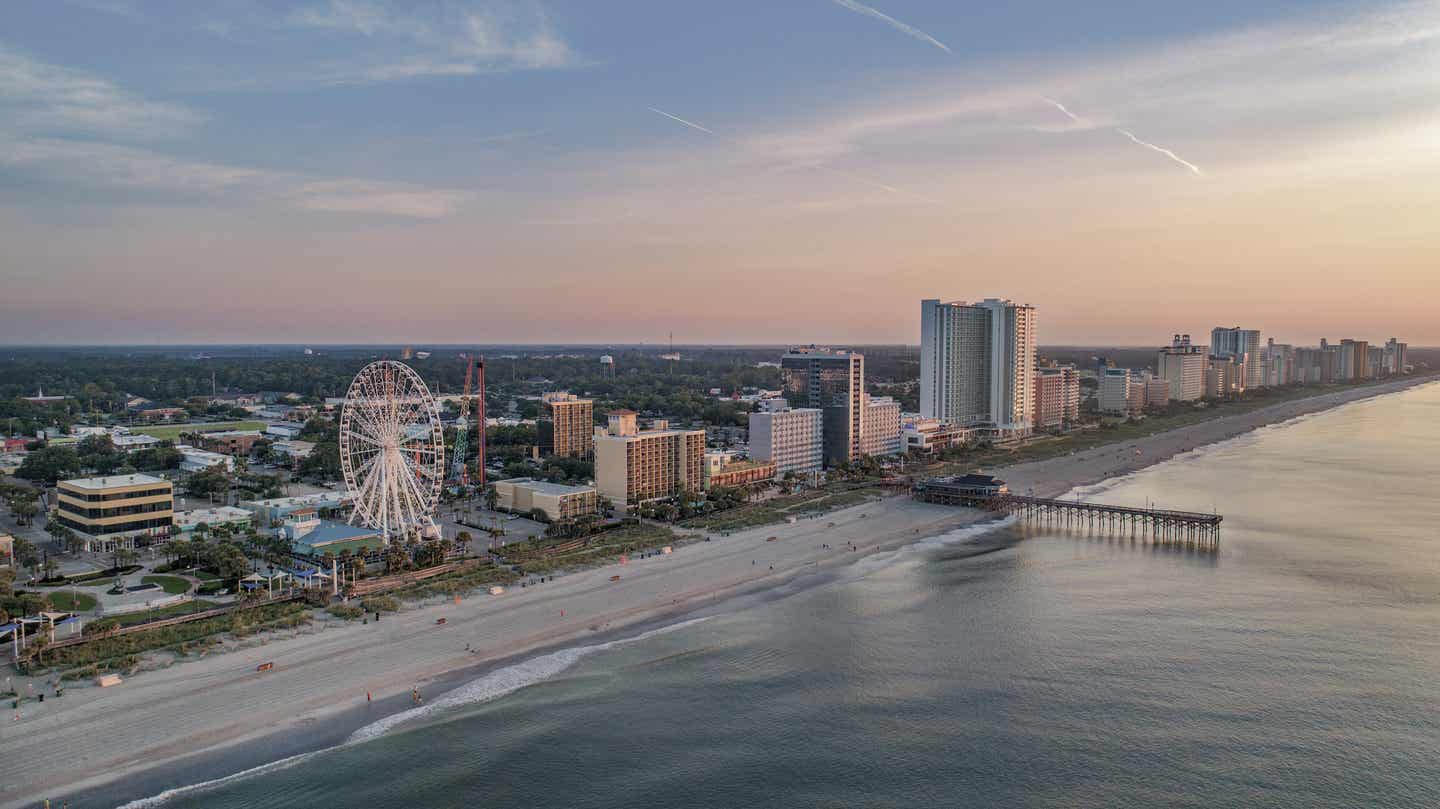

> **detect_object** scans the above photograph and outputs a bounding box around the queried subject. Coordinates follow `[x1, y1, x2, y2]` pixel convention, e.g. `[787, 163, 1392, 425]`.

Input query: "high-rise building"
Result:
[860, 395, 902, 457]
[1155, 334, 1207, 402]
[920, 298, 1037, 434]
[538, 392, 594, 459]
[1264, 339, 1296, 387]
[1033, 364, 1080, 430]
[1338, 339, 1370, 381]
[1384, 338, 1409, 375]
[54, 474, 174, 552]
[1141, 373, 1170, 408]
[593, 411, 705, 508]
[1099, 368, 1134, 415]
[749, 408, 824, 476]
[780, 347, 865, 467]
[1206, 356, 1242, 398]
[1210, 327, 1264, 389]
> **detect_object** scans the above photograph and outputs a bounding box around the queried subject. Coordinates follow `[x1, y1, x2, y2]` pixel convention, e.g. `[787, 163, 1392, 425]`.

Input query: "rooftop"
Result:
[497, 477, 596, 496]
[60, 473, 168, 490]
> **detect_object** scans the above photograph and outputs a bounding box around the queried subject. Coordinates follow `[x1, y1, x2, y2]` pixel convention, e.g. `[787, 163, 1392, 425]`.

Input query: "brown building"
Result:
[538, 392, 595, 459]
[200, 430, 264, 456]
[1033, 364, 1080, 430]
[707, 459, 778, 489]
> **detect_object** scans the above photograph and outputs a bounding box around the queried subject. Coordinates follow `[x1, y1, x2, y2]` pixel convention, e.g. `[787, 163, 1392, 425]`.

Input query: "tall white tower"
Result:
[920, 298, 1037, 434]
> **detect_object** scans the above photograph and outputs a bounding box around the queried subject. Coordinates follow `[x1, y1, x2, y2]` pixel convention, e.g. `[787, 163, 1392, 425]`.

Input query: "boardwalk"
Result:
[913, 476, 1222, 550]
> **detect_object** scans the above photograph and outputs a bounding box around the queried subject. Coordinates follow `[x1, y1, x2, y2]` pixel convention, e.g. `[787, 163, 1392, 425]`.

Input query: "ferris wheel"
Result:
[339, 360, 444, 538]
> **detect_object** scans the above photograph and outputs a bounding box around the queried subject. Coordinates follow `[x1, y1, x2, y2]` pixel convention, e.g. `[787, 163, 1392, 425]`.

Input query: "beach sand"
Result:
[4, 375, 1432, 808]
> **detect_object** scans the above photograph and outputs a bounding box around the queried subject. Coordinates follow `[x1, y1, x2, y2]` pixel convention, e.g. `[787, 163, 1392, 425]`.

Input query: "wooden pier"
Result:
[913, 476, 1221, 551]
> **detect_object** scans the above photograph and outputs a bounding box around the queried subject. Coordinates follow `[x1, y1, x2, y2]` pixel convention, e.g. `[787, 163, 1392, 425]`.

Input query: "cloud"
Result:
[0, 46, 203, 140]
[0, 137, 475, 218]
[286, 0, 580, 83]
[830, 0, 952, 53]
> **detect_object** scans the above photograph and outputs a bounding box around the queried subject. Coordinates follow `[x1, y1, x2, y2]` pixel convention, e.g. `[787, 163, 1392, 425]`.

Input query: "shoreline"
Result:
[10, 375, 1435, 808]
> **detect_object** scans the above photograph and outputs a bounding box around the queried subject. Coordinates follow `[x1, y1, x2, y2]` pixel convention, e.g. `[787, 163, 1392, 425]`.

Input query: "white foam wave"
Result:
[116, 616, 712, 807]
[846, 515, 1018, 576]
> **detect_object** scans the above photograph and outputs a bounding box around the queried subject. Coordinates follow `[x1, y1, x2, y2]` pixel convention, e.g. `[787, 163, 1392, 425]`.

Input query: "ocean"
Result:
[127, 383, 1440, 808]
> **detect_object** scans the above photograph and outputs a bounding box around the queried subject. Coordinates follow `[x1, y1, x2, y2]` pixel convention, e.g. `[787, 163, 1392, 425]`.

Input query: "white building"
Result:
[178, 446, 234, 473]
[860, 395, 902, 457]
[265, 423, 305, 440]
[748, 407, 824, 476]
[112, 433, 163, 452]
[272, 440, 315, 464]
[173, 506, 253, 535]
[920, 298, 1037, 435]
[1155, 334, 1208, 402]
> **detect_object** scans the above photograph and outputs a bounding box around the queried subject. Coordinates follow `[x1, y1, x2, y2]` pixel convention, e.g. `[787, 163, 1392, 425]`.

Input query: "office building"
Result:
[781, 347, 866, 466]
[1033, 364, 1080, 430]
[920, 298, 1037, 434]
[593, 411, 705, 508]
[1210, 327, 1264, 389]
[54, 474, 174, 552]
[749, 407, 824, 476]
[493, 478, 598, 523]
[861, 395, 902, 457]
[1156, 334, 1207, 402]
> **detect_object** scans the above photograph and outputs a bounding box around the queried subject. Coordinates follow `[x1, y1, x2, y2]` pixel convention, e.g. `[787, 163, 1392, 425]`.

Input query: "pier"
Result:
[913, 475, 1222, 550]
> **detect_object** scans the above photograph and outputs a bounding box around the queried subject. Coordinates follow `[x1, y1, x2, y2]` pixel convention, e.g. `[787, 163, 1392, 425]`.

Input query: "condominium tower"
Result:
[748, 407, 824, 476]
[920, 298, 1037, 434]
[1210, 327, 1264, 390]
[780, 347, 865, 467]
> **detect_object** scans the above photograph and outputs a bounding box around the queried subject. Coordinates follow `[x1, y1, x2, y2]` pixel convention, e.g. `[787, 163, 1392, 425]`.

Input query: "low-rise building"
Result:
[138, 407, 187, 422]
[173, 506, 253, 535]
[112, 433, 162, 452]
[902, 417, 975, 453]
[240, 491, 355, 526]
[54, 474, 174, 552]
[178, 446, 234, 473]
[593, 411, 706, 507]
[200, 430, 264, 456]
[283, 518, 385, 561]
[749, 407, 824, 476]
[492, 477, 599, 522]
[272, 440, 315, 465]
[265, 423, 306, 440]
[703, 455, 778, 488]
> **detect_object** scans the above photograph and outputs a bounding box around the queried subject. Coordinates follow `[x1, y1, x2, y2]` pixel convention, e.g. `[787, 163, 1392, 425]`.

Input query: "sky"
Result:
[2, 0, 1438, 346]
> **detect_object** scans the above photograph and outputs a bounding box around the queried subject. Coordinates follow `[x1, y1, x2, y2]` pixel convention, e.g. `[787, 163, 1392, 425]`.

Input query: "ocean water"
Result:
[137, 383, 1440, 808]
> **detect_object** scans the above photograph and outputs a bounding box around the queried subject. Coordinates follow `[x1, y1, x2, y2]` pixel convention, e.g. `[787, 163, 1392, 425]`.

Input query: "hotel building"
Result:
[593, 411, 705, 508]
[1033, 364, 1080, 430]
[780, 347, 866, 467]
[749, 407, 825, 476]
[1210, 327, 1264, 390]
[54, 474, 174, 552]
[860, 395, 903, 457]
[1155, 335, 1207, 402]
[920, 298, 1037, 435]
[538, 392, 595, 459]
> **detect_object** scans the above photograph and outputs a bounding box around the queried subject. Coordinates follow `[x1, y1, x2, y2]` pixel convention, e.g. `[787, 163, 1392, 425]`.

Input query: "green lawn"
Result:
[142, 574, 191, 595]
[113, 599, 220, 627]
[47, 591, 98, 612]
[130, 421, 265, 442]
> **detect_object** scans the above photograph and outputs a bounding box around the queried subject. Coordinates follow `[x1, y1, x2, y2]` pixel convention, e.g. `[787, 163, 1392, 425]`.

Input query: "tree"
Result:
[12, 538, 38, 579]
[15, 447, 82, 485]
[299, 441, 341, 481]
[528, 507, 550, 524]
[186, 468, 231, 499]
[9, 499, 38, 526]
[211, 542, 250, 582]
[40, 556, 58, 581]
[110, 547, 138, 573]
[482, 485, 498, 511]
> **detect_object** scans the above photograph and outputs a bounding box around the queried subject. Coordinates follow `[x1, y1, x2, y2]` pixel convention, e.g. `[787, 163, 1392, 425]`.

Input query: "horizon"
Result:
[4, 1, 1439, 345]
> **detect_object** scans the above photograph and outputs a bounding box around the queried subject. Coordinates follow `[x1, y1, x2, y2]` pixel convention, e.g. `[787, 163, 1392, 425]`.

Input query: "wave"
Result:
[116, 615, 713, 807]
[845, 515, 1018, 577]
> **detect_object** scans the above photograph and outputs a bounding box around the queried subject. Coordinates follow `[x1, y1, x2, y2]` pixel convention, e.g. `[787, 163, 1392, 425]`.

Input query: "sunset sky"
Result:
[3, 0, 1438, 346]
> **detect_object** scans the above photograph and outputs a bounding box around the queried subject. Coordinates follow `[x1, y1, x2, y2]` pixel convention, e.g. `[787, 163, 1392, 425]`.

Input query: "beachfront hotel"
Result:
[1210, 327, 1264, 390]
[919, 298, 1037, 436]
[1156, 334, 1208, 402]
[593, 411, 705, 508]
[54, 473, 175, 552]
[749, 407, 824, 476]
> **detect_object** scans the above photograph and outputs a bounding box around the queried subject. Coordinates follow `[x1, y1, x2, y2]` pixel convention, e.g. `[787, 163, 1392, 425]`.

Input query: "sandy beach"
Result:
[2, 375, 1433, 808]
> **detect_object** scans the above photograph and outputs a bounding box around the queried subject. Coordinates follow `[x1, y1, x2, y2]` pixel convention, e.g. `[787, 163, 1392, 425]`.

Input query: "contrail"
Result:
[1041, 97, 1082, 124]
[830, 0, 951, 53]
[648, 107, 715, 135]
[646, 105, 940, 205]
[1115, 129, 1204, 176]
